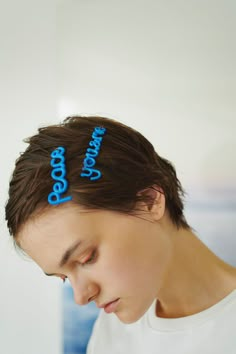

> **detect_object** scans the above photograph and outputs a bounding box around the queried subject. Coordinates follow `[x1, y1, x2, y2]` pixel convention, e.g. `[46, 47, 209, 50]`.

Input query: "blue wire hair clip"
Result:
[48, 146, 72, 205]
[80, 126, 106, 181]
[48, 127, 106, 205]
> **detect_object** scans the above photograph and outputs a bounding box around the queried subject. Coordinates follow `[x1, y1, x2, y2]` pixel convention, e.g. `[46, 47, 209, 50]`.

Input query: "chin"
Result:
[115, 308, 146, 324]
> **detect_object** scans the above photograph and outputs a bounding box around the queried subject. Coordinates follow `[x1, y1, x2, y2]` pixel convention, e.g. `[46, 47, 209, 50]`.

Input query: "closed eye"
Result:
[82, 249, 97, 266]
[44, 249, 97, 283]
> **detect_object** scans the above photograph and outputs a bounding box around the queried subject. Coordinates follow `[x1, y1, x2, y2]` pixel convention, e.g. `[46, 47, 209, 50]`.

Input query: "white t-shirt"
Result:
[86, 289, 236, 354]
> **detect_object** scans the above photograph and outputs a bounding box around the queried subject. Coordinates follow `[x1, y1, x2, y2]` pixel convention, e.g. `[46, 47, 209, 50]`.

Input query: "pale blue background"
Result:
[63, 284, 99, 354]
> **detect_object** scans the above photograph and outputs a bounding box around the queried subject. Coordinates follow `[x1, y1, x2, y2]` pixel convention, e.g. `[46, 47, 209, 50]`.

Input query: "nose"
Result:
[69, 275, 98, 306]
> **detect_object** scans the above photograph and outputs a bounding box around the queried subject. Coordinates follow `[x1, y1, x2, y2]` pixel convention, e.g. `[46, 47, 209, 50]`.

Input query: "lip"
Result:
[98, 298, 120, 313]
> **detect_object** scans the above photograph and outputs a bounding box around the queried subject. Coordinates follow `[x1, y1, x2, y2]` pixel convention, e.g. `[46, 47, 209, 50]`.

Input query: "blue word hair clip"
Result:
[48, 146, 72, 205]
[80, 126, 106, 181]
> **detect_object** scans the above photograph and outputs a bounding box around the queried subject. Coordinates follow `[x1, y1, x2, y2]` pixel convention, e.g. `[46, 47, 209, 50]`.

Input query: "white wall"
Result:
[57, 0, 236, 190]
[0, 1, 235, 353]
[0, 1, 61, 354]
[56, 0, 236, 267]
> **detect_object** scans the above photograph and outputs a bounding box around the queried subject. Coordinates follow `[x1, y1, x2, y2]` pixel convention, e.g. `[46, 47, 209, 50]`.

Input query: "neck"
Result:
[156, 228, 236, 318]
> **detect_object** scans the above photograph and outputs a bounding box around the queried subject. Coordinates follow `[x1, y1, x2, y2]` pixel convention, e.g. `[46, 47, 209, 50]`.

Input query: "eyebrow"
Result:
[44, 239, 82, 276]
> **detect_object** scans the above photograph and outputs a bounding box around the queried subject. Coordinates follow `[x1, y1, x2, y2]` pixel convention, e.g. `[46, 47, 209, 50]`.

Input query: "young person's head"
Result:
[5, 115, 191, 323]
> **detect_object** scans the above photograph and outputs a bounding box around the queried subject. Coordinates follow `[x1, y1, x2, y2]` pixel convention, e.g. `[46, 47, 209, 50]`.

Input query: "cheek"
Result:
[94, 250, 136, 286]
[106, 246, 169, 292]
[96, 249, 150, 291]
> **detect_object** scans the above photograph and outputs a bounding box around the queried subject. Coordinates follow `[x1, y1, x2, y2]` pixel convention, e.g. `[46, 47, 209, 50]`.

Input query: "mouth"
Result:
[98, 298, 120, 313]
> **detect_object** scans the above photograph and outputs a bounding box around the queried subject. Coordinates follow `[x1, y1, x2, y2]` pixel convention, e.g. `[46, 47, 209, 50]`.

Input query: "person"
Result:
[5, 115, 236, 354]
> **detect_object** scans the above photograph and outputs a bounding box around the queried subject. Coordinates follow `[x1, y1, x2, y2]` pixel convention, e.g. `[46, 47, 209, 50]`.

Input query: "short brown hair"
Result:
[5, 115, 190, 238]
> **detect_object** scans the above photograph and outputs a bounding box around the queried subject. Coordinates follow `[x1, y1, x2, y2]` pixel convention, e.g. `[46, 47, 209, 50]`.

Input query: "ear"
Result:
[136, 185, 165, 221]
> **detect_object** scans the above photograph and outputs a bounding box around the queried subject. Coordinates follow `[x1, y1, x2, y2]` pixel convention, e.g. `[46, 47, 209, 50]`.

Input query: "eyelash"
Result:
[81, 249, 97, 266]
[60, 250, 97, 283]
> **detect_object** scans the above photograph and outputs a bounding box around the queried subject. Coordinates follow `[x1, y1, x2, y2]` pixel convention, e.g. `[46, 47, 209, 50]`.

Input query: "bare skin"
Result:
[145, 187, 236, 318]
[17, 188, 236, 323]
[154, 226, 236, 318]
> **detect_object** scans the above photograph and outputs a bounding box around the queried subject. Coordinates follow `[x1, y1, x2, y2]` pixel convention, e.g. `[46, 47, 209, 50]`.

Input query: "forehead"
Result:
[17, 204, 129, 263]
[17, 203, 144, 271]
[17, 204, 96, 267]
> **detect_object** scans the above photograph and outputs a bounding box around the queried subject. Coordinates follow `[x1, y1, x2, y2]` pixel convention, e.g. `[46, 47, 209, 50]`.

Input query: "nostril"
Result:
[88, 294, 97, 303]
[74, 293, 95, 306]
